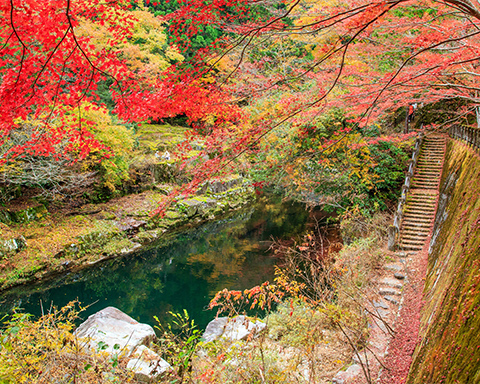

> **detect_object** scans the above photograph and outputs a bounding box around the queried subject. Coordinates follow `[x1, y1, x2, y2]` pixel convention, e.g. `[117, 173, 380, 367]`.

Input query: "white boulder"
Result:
[75, 306, 155, 355]
[203, 315, 266, 343]
[127, 345, 171, 382]
[75, 307, 171, 381]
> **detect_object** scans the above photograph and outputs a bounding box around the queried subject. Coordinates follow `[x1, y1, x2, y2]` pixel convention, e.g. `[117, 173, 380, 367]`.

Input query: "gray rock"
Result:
[203, 317, 229, 343]
[203, 315, 266, 343]
[75, 307, 155, 355]
[379, 288, 401, 296]
[127, 345, 171, 382]
[384, 263, 403, 272]
[373, 308, 389, 319]
[332, 364, 363, 383]
[0, 236, 26, 258]
[384, 295, 399, 305]
[115, 218, 147, 233]
[394, 272, 406, 280]
[373, 300, 388, 309]
[380, 277, 403, 289]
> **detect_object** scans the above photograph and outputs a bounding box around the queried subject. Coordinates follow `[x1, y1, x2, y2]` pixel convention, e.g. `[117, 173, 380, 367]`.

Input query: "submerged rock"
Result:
[203, 315, 266, 343]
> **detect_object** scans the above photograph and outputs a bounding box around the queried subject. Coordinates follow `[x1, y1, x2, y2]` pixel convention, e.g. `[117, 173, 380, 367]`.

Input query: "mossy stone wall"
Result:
[407, 139, 480, 383]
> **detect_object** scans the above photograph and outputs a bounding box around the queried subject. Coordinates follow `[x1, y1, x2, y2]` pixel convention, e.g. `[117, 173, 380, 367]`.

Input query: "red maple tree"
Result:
[1, 0, 479, 206]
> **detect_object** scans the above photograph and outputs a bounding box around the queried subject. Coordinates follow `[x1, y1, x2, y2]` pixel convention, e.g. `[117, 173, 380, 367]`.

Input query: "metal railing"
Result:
[449, 125, 480, 152]
[388, 132, 424, 251]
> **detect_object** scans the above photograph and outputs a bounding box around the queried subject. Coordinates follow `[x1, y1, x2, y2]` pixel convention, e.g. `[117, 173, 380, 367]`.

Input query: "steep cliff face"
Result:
[407, 139, 480, 383]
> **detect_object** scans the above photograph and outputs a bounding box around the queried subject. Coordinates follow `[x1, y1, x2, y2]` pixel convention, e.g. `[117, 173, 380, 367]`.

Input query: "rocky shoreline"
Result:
[0, 176, 255, 292]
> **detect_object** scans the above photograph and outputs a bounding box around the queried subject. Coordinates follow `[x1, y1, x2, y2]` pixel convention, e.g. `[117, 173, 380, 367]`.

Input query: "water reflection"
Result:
[0, 196, 312, 329]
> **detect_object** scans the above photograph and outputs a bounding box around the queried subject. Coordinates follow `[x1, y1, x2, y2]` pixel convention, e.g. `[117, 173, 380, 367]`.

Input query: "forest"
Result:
[0, 0, 479, 382]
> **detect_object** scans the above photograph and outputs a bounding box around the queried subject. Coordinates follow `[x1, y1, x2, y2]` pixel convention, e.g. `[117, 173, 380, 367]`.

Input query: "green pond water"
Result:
[0, 196, 333, 330]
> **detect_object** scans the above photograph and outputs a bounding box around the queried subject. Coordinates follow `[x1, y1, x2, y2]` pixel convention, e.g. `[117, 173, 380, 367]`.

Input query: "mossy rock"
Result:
[133, 229, 165, 245]
[63, 225, 122, 258]
[0, 236, 26, 259]
[0, 204, 48, 225]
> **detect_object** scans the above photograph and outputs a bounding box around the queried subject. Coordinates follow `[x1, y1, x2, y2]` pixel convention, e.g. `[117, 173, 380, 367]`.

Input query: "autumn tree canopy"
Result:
[1, 0, 479, 206]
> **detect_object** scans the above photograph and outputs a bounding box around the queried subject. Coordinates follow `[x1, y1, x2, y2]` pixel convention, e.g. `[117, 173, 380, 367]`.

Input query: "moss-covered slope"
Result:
[407, 139, 480, 383]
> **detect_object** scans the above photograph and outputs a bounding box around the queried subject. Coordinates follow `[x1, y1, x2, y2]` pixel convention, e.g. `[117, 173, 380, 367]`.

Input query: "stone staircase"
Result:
[398, 134, 446, 251]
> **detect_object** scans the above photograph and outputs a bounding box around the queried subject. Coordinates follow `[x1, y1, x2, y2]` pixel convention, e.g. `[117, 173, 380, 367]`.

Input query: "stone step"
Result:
[400, 236, 426, 243]
[402, 220, 432, 227]
[420, 151, 444, 155]
[404, 205, 436, 211]
[401, 231, 430, 239]
[414, 172, 440, 176]
[401, 226, 431, 233]
[379, 287, 402, 296]
[380, 277, 403, 289]
[406, 200, 435, 211]
[412, 183, 439, 187]
[416, 168, 441, 172]
[384, 263, 404, 272]
[405, 204, 436, 210]
[412, 181, 439, 185]
[408, 194, 437, 200]
[411, 183, 438, 190]
[401, 234, 429, 243]
[403, 214, 435, 221]
[399, 243, 423, 251]
[415, 166, 442, 171]
[414, 177, 441, 182]
[417, 162, 442, 166]
[410, 186, 438, 190]
[400, 223, 430, 232]
[402, 224, 432, 230]
[416, 166, 442, 171]
[399, 241, 424, 250]
[415, 171, 441, 175]
[403, 213, 433, 220]
[414, 177, 440, 182]
[414, 173, 441, 177]
[403, 210, 435, 217]
[408, 193, 438, 198]
[401, 227, 431, 234]
[411, 185, 438, 190]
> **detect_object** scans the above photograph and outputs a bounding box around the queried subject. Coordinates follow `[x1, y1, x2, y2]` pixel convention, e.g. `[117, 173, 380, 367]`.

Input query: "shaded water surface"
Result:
[0, 196, 325, 329]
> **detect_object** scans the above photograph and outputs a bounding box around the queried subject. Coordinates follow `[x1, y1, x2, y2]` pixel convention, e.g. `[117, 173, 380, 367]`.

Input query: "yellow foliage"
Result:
[61, 103, 136, 191]
[0, 303, 134, 383]
[76, 9, 183, 81]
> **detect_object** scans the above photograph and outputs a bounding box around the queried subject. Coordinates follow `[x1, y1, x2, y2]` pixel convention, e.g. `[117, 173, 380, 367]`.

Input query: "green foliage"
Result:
[267, 300, 328, 346]
[251, 114, 413, 217]
[154, 310, 202, 382]
[78, 104, 136, 192]
[0, 303, 133, 383]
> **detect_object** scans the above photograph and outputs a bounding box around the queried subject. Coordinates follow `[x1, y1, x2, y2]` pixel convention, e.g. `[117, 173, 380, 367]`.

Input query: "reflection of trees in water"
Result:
[0, 196, 316, 329]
